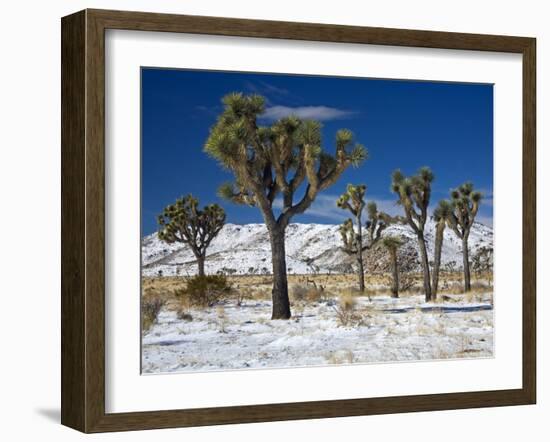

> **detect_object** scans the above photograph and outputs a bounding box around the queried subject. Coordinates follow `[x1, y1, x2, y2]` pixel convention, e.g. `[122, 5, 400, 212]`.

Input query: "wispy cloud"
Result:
[261, 105, 357, 122]
[273, 194, 344, 222]
[257, 81, 289, 96]
[273, 193, 494, 227]
[244, 80, 289, 99]
[273, 194, 400, 223]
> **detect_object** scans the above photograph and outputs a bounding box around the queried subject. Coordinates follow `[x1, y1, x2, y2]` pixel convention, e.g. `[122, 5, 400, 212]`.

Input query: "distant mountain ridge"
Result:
[142, 220, 493, 277]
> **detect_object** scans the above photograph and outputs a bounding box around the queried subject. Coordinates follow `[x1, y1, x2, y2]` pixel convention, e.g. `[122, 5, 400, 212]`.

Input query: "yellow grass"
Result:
[142, 272, 493, 311]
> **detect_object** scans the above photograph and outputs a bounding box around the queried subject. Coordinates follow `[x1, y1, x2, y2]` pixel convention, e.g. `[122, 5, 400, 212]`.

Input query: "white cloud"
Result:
[273, 194, 401, 223]
[273, 194, 344, 222]
[261, 105, 357, 122]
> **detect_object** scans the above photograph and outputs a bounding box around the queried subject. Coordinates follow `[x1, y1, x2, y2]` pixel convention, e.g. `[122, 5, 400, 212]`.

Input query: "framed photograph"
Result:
[61, 9, 536, 433]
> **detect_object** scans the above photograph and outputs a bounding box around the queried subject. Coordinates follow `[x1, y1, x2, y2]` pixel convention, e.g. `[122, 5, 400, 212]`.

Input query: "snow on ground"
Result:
[142, 293, 493, 374]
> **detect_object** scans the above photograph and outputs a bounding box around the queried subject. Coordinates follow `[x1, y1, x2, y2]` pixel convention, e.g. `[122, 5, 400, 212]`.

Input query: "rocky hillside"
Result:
[142, 220, 493, 277]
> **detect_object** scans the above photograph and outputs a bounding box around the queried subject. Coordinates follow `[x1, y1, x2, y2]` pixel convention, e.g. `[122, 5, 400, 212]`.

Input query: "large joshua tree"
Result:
[446, 182, 482, 292]
[157, 195, 226, 277]
[382, 236, 403, 298]
[204, 93, 366, 319]
[391, 167, 434, 302]
[337, 184, 391, 292]
[432, 200, 452, 298]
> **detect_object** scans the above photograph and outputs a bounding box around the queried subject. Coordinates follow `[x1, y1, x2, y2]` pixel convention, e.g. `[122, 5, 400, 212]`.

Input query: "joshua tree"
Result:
[337, 184, 366, 292]
[472, 246, 494, 286]
[446, 182, 483, 292]
[204, 93, 366, 319]
[382, 236, 403, 298]
[336, 184, 395, 292]
[391, 167, 434, 302]
[432, 200, 452, 298]
[157, 194, 226, 277]
[337, 185, 393, 292]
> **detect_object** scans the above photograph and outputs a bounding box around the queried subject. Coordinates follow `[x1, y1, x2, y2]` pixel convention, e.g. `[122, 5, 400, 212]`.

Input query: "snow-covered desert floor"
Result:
[142, 293, 494, 374]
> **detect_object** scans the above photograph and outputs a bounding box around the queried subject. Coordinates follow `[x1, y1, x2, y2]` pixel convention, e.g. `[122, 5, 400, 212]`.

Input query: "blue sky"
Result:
[142, 68, 493, 235]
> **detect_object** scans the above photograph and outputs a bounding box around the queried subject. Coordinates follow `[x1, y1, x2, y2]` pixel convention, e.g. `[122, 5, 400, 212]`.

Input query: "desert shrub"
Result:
[177, 310, 193, 322]
[306, 286, 325, 303]
[142, 297, 165, 331]
[176, 275, 232, 307]
[291, 284, 308, 303]
[399, 273, 417, 292]
[333, 292, 363, 327]
[291, 284, 325, 304]
[234, 287, 254, 306]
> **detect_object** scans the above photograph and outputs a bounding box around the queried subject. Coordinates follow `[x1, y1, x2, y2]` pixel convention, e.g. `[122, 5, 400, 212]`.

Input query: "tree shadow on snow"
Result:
[383, 305, 493, 314]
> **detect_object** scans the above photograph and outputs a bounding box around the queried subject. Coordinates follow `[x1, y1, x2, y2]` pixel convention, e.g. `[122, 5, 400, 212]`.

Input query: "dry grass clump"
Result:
[142, 297, 165, 331]
[216, 305, 228, 333]
[291, 284, 326, 304]
[233, 287, 253, 306]
[142, 286, 173, 304]
[439, 279, 491, 295]
[174, 275, 232, 307]
[326, 349, 356, 364]
[333, 292, 363, 327]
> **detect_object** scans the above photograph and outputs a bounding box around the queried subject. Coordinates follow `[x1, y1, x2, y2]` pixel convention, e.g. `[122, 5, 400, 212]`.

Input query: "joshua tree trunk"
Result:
[269, 226, 291, 319]
[462, 234, 471, 292]
[432, 225, 444, 299]
[356, 214, 365, 292]
[389, 249, 399, 298]
[192, 250, 206, 277]
[197, 256, 205, 277]
[417, 234, 432, 302]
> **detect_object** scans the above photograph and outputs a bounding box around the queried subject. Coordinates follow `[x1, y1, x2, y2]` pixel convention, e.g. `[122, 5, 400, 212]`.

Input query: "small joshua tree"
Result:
[205, 93, 366, 319]
[337, 184, 392, 292]
[446, 182, 482, 292]
[157, 194, 226, 277]
[391, 167, 434, 301]
[382, 236, 403, 298]
[432, 200, 452, 298]
[472, 246, 494, 286]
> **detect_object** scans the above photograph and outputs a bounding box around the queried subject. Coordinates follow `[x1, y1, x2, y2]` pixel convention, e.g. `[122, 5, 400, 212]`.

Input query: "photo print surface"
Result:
[140, 68, 494, 374]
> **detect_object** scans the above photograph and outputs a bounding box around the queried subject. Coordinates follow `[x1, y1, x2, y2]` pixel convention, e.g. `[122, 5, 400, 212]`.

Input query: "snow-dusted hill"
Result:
[142, 219, 493, 277]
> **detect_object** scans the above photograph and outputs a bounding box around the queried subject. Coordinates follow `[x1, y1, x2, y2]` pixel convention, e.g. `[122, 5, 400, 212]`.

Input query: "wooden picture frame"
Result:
[61, 8, 536, 433]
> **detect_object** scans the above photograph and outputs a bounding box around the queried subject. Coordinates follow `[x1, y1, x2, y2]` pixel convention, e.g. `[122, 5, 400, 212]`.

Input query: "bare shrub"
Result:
[399, 273, 417, 292]
[234, 288, 254, 306]
[142, 298, 165, 331]
[333, 292, 363, 327]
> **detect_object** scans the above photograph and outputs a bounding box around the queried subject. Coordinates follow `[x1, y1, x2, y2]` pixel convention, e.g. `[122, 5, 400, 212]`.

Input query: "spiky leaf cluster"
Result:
[382, 235, 403, 252]
[204, 93, 367, 227]
[336, 183, 366, 216]
[433, 199, 452, 223]
[391, 166, 434, 234]
[365, 201, 399, 246]
[446, 182, 482, 238]
[157, 194, 226, 256]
